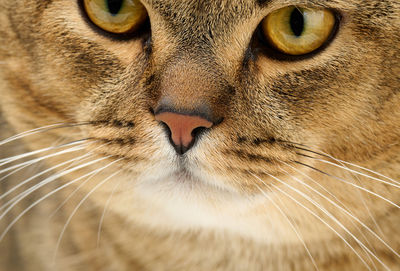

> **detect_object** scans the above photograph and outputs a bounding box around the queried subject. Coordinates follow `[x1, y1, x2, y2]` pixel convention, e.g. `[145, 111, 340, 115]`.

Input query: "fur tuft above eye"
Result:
[261, 6, 336, 56]
[83, 0, 148, 34]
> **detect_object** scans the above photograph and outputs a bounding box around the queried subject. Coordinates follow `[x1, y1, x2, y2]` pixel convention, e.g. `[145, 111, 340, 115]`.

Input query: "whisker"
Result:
[252, 173, 389, 271]
[47, 155, 98, 219]
[48, 143, 113, 218]
[328, 158, 399, 185]
[301, 152, 387, 242]
[253, 173, 372, 270]
[299, 153, 400, 188]
[53, 165, 123, 261]
[0, 143, 91, 181]
[0, 137, 76, 181]
[295, 156, 388, 255]
[286, 141, 398, 241]
[297, 162, 400, 210]
[0, 156, 110, 221]
[283, 162, 347, 208]
[0, 124, 70, 145]
[280, 164, 400, 260]
[97, 178, 122, 247]
[279, 163, 377, 263]
[282, 162, 383, 263]
[0, 156, 113, 242]
[0, 122, 93, 147]
[253, 182, 319, 270]
[271, 172, 390, 270]
[0, 148, 91, 203]
[320, 155, 387, 244]
[0, 139, 90, 168]
[287, 142, 399, 185]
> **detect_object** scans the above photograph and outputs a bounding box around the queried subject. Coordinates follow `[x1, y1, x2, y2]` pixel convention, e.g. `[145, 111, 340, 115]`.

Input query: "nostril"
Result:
[191, 126, 208, 140]
[155, 112, 214, 155]
[159, 120, 172, 137]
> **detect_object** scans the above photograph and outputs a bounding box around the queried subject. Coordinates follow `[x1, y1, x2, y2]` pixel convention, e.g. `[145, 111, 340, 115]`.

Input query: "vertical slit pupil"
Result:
[290, 8, 304, 37]
[107, 0, 123, 15]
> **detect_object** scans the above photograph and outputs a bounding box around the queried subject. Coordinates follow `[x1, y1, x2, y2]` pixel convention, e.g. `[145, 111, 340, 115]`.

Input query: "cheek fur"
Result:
[0, 0, 399, 270]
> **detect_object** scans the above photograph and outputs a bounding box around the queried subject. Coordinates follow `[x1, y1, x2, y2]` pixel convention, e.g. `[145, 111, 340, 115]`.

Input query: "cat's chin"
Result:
[116, 178, 278, 243]
[100, 167, 304, 246]
[140, 168, 239, 195]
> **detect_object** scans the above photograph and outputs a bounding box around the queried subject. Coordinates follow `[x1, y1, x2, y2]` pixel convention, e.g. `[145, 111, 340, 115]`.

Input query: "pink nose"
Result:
[155, 112, 213, 153]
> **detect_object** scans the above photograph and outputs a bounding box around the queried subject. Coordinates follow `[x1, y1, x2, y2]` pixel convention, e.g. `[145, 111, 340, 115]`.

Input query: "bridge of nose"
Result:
[151, 59, 231, 154]
[156, 59, 229, 114]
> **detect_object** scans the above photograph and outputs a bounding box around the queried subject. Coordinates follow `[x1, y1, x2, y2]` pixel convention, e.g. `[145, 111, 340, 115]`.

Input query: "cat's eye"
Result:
[83, 0, 148, 34]
[261, 6, 336, 56]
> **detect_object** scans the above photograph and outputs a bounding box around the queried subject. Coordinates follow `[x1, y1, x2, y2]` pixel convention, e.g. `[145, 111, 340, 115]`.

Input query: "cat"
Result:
[0, 0, 399, 270]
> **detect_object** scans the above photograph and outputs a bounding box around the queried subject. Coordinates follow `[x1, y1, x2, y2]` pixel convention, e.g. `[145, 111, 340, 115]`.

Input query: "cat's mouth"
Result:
[133, 156, 240, 195]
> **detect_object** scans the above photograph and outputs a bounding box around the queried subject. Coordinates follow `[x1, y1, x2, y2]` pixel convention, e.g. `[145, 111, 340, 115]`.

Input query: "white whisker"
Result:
[47, 155, 105, 219]
[53, 165, 123, 262]
[294, 144, 399, 185]
[0, 156, 110, 221]
[253, 173, 379, 271]
[283, 162, 378, 261]
[284, 163, 347, 207]
[0, 140, 89, 168]
[294, 144, 393, 239]
[283, 163, 381, 269]
[97, 178, 122, 247]
[0, 124, 69, 146]
[0, 123, 91, 147]
[0, 144, 89, 181]
[280, 164, 400, 260]
[313, 157, 387, 243]
[312, 157, 400, 188]
[254, 182, 319, 270]
[47, 156, 99, 218]
[253, 172, 373, 270]
[48, 143, 112, 218]
[332, 158, 399, 184]
[0, 150, 92, 203]
[0, 162, 40, 184]
[253, 173, 390, 271]
[0, 156, 114, 242]
[298, 162, 400, 210]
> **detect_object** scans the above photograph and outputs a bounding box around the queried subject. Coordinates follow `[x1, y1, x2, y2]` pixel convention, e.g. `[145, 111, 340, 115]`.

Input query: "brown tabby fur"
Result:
[0, 0, 399, 270]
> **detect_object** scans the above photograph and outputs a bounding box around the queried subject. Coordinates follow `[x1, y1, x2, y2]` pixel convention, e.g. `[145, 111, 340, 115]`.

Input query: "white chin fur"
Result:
[109, 168, 302, 245]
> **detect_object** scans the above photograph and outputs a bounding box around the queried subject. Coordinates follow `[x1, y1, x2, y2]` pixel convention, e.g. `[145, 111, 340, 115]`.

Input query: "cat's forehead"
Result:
[142, 0, 258, 30]
[137, 0, 381, 33]
[142, 0, 353, 15]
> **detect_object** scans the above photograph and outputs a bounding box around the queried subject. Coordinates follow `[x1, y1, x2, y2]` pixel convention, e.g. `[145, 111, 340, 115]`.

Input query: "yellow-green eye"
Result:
[261, 6, 336, 55]
[84, 0, 148, 34]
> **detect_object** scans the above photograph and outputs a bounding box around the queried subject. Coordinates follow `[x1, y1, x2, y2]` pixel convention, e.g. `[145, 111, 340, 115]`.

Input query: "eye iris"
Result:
[261, 6, 336, 56]
[84, 0, 148, 34]
[290, 8, 304, 37]
[107, 0, 123, 15]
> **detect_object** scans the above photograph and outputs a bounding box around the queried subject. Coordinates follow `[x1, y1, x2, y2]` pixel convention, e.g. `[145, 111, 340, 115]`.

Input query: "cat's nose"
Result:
[155, 112, 213, 155]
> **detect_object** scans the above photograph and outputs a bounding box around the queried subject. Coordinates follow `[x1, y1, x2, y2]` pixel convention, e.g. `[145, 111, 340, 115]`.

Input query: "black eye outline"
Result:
[252, 8, 342, 61]
[78, 0, 151, 41]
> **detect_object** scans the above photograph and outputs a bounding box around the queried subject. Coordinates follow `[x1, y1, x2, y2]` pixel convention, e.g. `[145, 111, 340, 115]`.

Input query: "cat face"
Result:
[0, 0, 399, 266]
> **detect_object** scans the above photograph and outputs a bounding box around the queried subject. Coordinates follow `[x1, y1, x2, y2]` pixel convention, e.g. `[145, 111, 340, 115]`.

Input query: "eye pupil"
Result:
[290, 8, 304, 37]
[106, 0, 123, 15]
